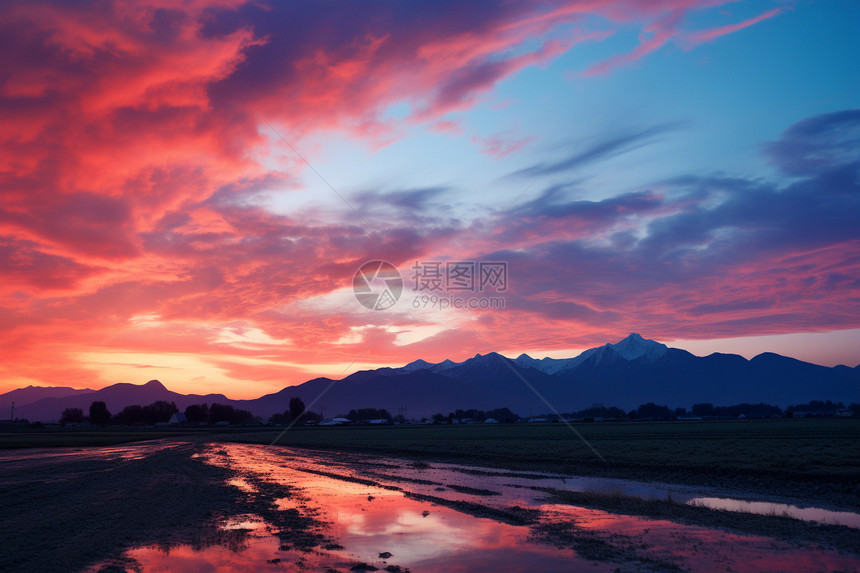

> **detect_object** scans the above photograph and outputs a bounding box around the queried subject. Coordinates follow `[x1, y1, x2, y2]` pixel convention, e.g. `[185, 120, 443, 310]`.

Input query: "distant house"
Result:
[368, 418, 390, 425]
[484, 418, 499, 424]
[837, 408, 854, 418]
[319, 417, 350, 426]
[169, 413, 187, 425]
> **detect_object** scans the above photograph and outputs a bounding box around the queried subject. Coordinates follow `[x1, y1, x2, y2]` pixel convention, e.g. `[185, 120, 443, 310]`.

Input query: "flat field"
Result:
[3, 418, 858, 507]
[1, 420, 858, 572]
[228, 418, 860, 508]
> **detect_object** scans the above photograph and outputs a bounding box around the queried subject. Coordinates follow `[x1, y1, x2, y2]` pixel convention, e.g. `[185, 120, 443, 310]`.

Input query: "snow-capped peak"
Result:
[610, 333, 668, 361]
[514, 353, 579, 374]
[398, 334, 667, 376]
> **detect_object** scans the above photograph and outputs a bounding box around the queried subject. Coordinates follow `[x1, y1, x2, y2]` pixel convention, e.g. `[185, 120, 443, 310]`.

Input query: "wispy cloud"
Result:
[685, 7, 787, 46]
[509, 122, 684, 178]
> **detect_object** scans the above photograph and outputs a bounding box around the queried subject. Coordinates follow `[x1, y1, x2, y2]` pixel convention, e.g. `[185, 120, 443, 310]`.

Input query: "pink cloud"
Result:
[429, 120, 463, 135]
[471, 132, 534, 158]
[584, 5, 787, 76]
[0, 0, 825, 395]
[585, 10, 685, 76]
[684, 7, 787, 46]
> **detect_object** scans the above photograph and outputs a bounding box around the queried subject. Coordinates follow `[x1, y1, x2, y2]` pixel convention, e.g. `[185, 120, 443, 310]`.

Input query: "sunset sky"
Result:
[1, 0, 858, 398]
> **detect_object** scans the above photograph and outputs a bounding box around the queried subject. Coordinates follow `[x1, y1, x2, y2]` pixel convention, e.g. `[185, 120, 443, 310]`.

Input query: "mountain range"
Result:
[3, 334, 859, 422]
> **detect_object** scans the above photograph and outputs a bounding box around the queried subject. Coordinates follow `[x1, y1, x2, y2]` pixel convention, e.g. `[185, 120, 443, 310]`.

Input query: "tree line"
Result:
[268, 397, 321, 425]
[60, 400, 256, 426]
[427, 400, 860, 424]
[60, 396, 321, 426]
[56, 397, 860, 426]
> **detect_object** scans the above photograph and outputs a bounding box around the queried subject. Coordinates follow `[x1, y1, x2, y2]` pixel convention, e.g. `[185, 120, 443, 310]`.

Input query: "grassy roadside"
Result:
[0, 426, 276, 449]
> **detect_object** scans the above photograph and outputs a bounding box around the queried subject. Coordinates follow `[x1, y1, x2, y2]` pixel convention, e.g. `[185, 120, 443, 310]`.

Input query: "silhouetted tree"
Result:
[302, 410, 321, 423]
[347, 408, 392, 422]
[453, 408, 486, 421]
[636, 402, 671, 419]
[692, 403, 715, 417]
[208, 402, 254, 425]
[110, 401, 177, 425]
[269, 410, 291, 425]
[89, 401, 111, 425]
[230, 408, 254, 425]
[112, 404, 143, 425]
[713, 403, 782, 418]
[184, 403, 209, 424]
[569, 406, 626, 419]
[60, 407, 86, 425]
[786, 400, 843, 414]
[209, 403, 234, 424]
[289, 397, 305, 422]
[142, 400, 178, 424]
[486, 407, 519, 423]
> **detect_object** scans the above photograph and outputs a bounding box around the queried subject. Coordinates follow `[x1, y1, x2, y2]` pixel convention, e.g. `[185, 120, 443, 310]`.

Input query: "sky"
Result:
[0, 0, 858, 398]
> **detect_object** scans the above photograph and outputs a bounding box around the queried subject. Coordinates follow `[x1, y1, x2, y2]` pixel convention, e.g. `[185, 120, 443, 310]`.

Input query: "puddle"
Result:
[274, 497, 299, 511]
[227, 477, 257, 493]
[222, 515, 267, 531]
[688, 497, 860, 528]
[91, 443, 860, 573]
[307, 449, 860, 529]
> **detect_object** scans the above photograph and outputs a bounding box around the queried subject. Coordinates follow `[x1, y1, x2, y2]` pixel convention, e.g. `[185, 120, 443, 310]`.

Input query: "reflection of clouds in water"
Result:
[83, 442, 859, 573]
[340, 504, 505, 562]
[205, 443, 593, 568]
[121, 537, 288, 573]
[688, 497, 860, 529]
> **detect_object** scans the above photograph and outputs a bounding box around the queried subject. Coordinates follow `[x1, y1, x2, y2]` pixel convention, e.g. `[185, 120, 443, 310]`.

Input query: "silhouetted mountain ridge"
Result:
[0, 385, 95, 408]
[6, 334, 859, 421]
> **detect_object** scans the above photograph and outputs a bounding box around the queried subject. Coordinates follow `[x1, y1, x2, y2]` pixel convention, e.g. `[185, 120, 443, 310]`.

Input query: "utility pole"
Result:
[10, 401, 14, 422]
